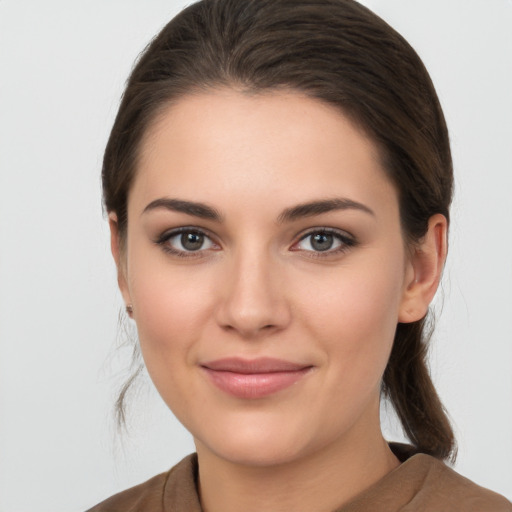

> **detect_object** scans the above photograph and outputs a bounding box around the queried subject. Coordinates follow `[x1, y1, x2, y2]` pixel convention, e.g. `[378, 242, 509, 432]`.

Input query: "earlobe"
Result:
[108, 213, 132, 309]
[398, 214, 448, 323]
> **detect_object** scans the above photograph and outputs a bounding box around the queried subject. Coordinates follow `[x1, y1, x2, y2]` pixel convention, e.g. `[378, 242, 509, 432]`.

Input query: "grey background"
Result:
[0, 1, 511, 510]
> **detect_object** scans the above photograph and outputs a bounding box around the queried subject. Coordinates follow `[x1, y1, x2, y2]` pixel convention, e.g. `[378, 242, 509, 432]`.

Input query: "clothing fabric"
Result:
[87, 445, 512, 511]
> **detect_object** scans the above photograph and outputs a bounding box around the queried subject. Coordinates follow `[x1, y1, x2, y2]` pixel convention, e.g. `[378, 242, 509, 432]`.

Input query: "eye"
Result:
[291, 229, 356, 255]
[155, 228, 219, 257]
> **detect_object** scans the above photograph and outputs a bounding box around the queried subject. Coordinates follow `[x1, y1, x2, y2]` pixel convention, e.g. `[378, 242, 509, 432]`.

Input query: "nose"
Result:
[214, 248, 291, 339]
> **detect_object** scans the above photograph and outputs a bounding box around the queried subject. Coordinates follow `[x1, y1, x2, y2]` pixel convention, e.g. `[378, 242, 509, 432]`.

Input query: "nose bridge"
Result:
[216, 241, 290, 337]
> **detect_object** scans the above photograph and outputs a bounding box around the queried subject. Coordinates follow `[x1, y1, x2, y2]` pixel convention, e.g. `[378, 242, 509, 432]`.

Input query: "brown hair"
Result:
[103, 0, 455, 460]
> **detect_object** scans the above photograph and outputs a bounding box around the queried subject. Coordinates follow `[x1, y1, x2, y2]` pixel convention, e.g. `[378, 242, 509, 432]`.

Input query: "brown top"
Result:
[87, 446, 512, 511]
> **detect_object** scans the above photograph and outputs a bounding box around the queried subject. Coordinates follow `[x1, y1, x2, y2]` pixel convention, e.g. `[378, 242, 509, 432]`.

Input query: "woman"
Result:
[87, 0, 511, 510]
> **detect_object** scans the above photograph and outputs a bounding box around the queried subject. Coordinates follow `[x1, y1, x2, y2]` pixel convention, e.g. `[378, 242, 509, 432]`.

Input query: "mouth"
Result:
[200, 357, 313, 399]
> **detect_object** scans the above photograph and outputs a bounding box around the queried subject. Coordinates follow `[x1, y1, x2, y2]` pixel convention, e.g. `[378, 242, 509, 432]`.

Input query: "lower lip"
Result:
[202, 368, 311, 399]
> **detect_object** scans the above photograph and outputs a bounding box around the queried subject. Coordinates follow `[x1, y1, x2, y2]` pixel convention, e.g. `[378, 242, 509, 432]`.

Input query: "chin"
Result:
[194, 414, 314, 468]
[205, 440, 304, 468]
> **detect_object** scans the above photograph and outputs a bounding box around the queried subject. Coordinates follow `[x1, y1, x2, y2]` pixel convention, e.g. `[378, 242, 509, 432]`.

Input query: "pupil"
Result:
[311, 233, 333, 251]
[181, 232, 203, 251]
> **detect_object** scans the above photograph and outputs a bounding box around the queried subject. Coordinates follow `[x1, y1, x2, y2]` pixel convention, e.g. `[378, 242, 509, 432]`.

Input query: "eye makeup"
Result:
[154, 225, 358, 260]
[154, 226, 220, 258]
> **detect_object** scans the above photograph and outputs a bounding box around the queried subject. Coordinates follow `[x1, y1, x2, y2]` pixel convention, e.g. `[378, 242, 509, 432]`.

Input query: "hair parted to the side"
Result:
[103, 0, 455, 460]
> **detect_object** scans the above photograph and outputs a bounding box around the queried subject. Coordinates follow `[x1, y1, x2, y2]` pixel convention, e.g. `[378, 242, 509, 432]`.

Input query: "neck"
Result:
[196, 424, 400, 512]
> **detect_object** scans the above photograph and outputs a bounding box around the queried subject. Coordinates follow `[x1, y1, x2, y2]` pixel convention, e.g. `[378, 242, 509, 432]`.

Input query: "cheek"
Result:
[295, 258, 405, 386]
[127, 259, 218, 423]
[126, 247, 215, 371]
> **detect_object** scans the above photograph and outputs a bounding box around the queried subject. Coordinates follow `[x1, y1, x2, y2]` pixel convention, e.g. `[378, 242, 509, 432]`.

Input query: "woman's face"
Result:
[116, 89, 420, 466]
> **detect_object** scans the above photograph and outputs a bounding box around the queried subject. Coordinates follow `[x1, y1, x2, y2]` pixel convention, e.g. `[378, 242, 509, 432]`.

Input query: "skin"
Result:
[110, 89, 447, 512]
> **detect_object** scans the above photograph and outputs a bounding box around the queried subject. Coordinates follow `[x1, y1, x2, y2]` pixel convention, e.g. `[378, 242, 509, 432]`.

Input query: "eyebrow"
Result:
[277, 198, 375, 223]
[142, 196, 374, 223]
[142, 198, 223, 221]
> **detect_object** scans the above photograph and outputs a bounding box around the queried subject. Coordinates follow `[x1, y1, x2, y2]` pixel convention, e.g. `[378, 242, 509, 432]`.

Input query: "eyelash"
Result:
[154, 227, 357, 259]
[154, 227, 219, 258]
[292, 228, 357, 258]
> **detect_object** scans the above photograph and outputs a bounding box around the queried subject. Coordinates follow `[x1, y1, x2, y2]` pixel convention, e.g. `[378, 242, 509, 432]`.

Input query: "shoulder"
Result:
[85, 472, 170, 512]
[85, 454, 200, 512]
[344, 444, 512, 511]
[402, 453, 512, 511]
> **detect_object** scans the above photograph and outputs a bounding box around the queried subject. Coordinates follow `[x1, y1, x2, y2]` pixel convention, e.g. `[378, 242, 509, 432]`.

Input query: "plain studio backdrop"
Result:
[0, 1, 511, 510]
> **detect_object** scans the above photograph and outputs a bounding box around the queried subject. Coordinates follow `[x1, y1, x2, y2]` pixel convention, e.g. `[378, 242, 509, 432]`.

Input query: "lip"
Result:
[200, 357, 313, 399]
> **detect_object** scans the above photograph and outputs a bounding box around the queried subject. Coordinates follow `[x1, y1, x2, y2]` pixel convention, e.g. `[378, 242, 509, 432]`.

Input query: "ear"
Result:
[398, 214, 448, 323]
[108, 213, 132, 312]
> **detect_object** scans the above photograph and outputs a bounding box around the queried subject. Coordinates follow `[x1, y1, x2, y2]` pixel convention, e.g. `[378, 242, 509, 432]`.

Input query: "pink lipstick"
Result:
[200, 357, 312, 399]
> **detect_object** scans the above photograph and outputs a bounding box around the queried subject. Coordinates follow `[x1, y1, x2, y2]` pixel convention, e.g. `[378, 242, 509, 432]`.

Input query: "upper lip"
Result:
[201, 357, 311, 374]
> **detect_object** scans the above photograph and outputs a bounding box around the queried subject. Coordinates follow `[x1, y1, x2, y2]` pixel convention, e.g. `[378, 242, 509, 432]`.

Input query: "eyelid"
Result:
[155, 226, 216, 243]
[154, 226, 221, 257]
[154, 225, 356, 258]
[290, 227, 357, 255]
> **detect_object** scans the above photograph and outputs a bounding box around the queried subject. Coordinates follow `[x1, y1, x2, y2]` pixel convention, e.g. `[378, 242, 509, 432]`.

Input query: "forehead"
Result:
[132, 89, 398, 219]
